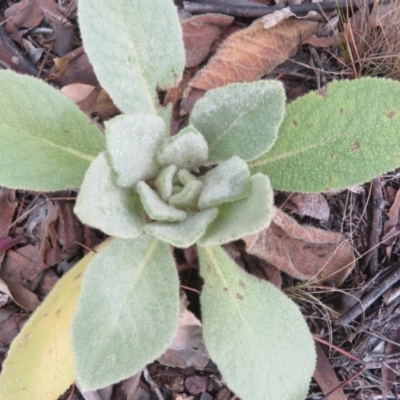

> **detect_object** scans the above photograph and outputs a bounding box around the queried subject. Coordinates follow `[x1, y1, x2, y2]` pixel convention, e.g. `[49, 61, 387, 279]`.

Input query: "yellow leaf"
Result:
[0, 239, 111, 400]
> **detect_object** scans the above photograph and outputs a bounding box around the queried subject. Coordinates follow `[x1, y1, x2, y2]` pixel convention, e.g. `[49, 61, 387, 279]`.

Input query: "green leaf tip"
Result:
[78, 0, 185, 114]
[190, 80, 285, 163]
[199, 245, 316, 400]
[106, 114, 167, 187]
[249, 77, 400, 192]
[0, 70, 105, 191]
[72, 236, 180, 391]
[198, 173, 274, 246]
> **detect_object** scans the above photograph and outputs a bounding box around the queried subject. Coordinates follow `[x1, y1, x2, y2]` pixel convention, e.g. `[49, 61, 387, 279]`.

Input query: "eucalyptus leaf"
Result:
[198, 156, 250, 209]
[190, 81, 285, 163]
[198, 245, 316, 400]
[74, 152, 144, 239]
[137, 181, 187, 222]
[249, 78, 400, 192]
[144, 208, 219, 248]
[79, 0, 185, 114]
[106, 114, 166, 187]
[0, 70, 105, 191]
[198, 174, 273, 246]
[156, 125, 209, 169]
[73, 236, 180, 391]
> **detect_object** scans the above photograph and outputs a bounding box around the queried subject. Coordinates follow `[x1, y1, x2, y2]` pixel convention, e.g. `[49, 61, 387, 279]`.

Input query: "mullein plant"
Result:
[1, 1, 400, 399]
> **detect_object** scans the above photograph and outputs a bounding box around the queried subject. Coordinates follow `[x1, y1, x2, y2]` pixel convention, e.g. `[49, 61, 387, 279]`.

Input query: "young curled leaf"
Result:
[156, 125, 209, 169]
[198, 174, 274, 246]
[144, 208, 219, 248]
[75, 152, 144, 239]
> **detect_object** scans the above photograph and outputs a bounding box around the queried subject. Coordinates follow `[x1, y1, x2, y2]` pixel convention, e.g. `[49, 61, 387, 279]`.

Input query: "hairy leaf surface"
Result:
[0, 241, 111, 400]
[72, 236, 179, 391]
[144, 208, 219, 248]
[75, 152, 144, 239]
[79, 0, 184, 114]
[249, 78, 400, 192]
[199, 245, 316, 400]
[198, 174, 273, 246]
[0, 70, 105, 191]
[190, 81, 285, 163]
[198, 156, 250, 209]
[106, 114, 166, 187]
[156, 125, 208, 169]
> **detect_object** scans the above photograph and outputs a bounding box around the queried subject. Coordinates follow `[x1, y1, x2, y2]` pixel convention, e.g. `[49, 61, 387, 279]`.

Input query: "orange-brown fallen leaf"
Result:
[313, 342, 346, 399]
[61, 83, 119, 117]
[5, 0, 71, 43]
[243, 208, 355, 286]
[182, 14, 234, 68]
[187, 17, 318, 91]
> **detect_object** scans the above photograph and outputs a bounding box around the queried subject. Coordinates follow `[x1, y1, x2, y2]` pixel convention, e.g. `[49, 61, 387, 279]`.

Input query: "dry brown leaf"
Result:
[0, 278, 40, 311]
[158, 293, 209, 369]
[313, 342, 346, 399]
[0, 189, 18, 265]
[61, 83, 119, 117]
[262, 8, 320, 29]
[187, 18, 318, 91]
[182, 14, 234, 68]
[5, 0, 71, 43]
[286, 193, 330, 221]
[243, 208, 355, 286]
[48, 47, 98, 87]
[302, 34, 337, 48]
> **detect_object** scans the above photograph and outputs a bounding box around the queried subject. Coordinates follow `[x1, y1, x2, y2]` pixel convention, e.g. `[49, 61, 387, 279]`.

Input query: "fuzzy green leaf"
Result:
[198, 156, 250, 209]
[144, 208, 219, 248]
[249, 78, 400, 192]
[106, 114, 166, 187]
[154, 165, 178, 201]
[156, 125, 209, 169]
[78, 0, 184, 114]
[74, 152, 144, 239]
[73, 236, 179, 391]
[198, 174, 273, 246]
[169, 180, 203, 208]
[137, 181, 187, 222]
[190, 81, 285, 163]
[198, 245, 316, 400]
[0, 70, 105, 191]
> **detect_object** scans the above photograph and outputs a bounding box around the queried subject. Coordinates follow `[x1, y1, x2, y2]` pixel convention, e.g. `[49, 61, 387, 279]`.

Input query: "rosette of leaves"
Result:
[2, 0, 400, 399]
[74, 108, 276, 249]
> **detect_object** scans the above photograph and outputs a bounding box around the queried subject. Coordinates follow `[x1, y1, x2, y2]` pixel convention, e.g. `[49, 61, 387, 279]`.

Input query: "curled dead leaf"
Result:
[5, 0, 71, 43]
[243, 208, 355, 286]
[187, 17, 318, 92]
[182, 14, 234, 68]
[158, 293, 209, 369]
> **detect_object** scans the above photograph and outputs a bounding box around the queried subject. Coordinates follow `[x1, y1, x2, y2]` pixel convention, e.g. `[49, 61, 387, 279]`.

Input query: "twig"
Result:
[338, 264, 400, 325]
[184, 0, 381, 18]
[359, 178, 383, 275]
[143, 367, 164, 400]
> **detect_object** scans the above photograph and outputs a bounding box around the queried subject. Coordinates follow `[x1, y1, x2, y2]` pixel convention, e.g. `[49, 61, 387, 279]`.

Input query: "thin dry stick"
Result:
[339, 263, 400, 325]
[184, 0, 382, 17]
